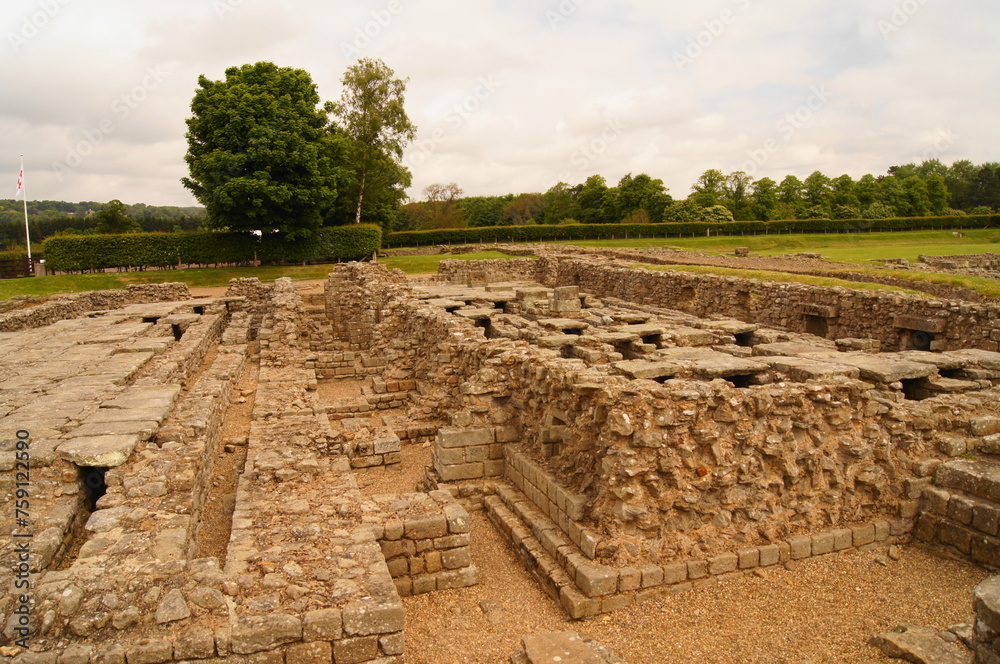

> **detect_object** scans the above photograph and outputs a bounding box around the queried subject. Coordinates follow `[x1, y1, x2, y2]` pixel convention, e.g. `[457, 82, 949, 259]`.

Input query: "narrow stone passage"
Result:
[195, 343, 258, 560]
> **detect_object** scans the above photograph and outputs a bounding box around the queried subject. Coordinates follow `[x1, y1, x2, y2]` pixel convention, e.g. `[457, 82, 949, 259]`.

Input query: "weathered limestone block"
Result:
[869, 624, 968, 664]
[56, 434, 141, 467]
[230, 614, 303, 655]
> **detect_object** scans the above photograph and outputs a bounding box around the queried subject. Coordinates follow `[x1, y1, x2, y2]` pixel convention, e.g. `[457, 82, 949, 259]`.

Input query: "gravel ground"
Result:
[402, 510, 986, 664]
[356, 442, 432, 496]
[196, 350, 256, 560]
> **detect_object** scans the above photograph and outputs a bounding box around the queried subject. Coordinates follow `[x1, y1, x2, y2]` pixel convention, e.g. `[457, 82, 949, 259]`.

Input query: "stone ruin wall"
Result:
[437, 256, 1000, 352]
[1, 277, 471, 663]
[7, 258, 1000, 659]
[363, 267, 999, 566]
[0, 284, 192, 333]
[920, 252, 1000, 272]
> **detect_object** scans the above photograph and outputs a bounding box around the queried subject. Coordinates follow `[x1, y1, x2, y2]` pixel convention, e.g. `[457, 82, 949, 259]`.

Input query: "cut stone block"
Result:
[57, 434, 141, 467]
[613, 360, 681, 380]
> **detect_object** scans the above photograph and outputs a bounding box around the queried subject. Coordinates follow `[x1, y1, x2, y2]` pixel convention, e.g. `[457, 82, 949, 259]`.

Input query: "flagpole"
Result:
[19, 155, 31, 261]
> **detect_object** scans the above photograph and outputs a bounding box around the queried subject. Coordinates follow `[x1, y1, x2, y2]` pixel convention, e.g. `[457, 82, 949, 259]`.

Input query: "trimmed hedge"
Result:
[42, 225, 381, 272]
[384, 215, 1000, 247]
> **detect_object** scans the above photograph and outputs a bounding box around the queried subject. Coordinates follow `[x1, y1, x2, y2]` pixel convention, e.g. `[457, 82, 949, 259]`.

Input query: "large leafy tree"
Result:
[614, 173, 672, 222]
[328, 58, 416, 224]
[750, 177, 779, 220]
[575, 175, 611, 224]
[721, 171, 753, 219]
[691, 169, 726, 208]
[182, 62, 342, 239]
[94, 199, 142, 234]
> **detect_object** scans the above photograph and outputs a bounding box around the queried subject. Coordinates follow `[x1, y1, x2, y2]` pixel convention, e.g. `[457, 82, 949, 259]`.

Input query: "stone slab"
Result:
[454, 308, 497, 320]
[936, 459, 1000, 503]
[869, 624, 968, 664]
[613, 360, 681, 380]
[83, 405, 172, 424]
[829, 355, 937, 383]
[759, 356, 861, 381]
[538, 318, 590, 331]
[57, 434, 141, 467]
[521, 631, 605, 664]
[70, 420, 159, 439]
[752, 341, 838, 357]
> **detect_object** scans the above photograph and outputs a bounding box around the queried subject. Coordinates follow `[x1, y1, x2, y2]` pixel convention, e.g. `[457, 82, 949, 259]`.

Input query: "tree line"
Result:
[398, 159, 1000, 231]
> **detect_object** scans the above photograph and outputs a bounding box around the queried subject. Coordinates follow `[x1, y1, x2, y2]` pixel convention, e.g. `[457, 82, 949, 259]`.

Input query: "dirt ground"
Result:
[338, 445, 986, 664]
[402, 513, 985, 664]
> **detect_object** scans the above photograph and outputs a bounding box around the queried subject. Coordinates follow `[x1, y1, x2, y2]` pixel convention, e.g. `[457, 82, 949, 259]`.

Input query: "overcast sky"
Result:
[2, 0, 998, 207]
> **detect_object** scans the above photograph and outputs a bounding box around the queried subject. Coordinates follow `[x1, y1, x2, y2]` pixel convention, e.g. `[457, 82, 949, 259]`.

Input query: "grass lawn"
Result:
[559, 229, 1000, 263]
[0, 252, 529, 301]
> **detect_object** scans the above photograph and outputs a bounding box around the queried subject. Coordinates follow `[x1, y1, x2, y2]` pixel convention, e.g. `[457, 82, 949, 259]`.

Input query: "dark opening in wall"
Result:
[193, 306, 205, 315]
[445, 306, 461, 314]
[562, 328, 584, 336]
[171, 324, 184, 341]
[81, 466, 108, 508]
[901, 378, 928, 401]
[804, 315, 829, 338]
[142, 316, 160, 323]
[560, 345, 576, 359]
[725, 374, 754, 388]
[900, 329, 935, 352]
[641, 334, 662, 347]
[475, 318, 494, 339]
[734, 331, 754, 347]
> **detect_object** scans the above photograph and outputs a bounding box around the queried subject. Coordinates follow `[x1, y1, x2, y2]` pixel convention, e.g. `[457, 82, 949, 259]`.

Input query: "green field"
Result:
[1, 231, 997, 302]
[379, 251, 530, 274]
[0, 252, 524, 301]
[559, 229, 1000, 263]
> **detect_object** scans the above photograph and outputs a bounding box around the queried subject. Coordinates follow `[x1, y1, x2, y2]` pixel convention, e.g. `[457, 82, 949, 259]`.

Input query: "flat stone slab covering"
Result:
[614, 360, 681, 380]
[56, 433, 141, 467]
[830, 354, 937, 383]
[868, 624, 969, 664]
[514, 631, 628, 664]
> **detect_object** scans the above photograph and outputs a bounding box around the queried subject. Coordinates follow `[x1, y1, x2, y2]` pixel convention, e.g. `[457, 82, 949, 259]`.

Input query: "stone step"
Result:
[484, 490, 602, 620]
[915, 458, 1000, 568]
[935, 458, 1000, 504]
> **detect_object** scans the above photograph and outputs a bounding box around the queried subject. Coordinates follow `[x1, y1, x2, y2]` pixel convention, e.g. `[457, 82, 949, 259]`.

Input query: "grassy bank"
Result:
[560, 229, 1000, 263]
[0, 252, 526, 301]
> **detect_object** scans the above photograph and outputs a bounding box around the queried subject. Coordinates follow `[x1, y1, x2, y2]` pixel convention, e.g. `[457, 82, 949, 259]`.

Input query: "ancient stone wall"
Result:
[0, 283, 191, 333]
[921, 252, 1000, 271]
[975, 576, 1000, 663]
[438, 256, 1000, 352]
[366, 264, 1000, 567]
[324, 263, 408, 350]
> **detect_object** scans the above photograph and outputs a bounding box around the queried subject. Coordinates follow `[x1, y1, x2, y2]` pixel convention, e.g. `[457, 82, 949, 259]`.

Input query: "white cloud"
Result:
[1, 0, 998, 206]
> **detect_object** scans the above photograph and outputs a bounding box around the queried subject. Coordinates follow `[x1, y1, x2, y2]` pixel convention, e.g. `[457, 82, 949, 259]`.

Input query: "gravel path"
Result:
[402, 510, 985, 664]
